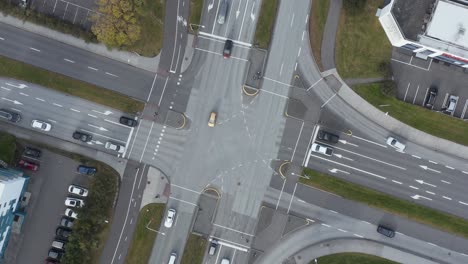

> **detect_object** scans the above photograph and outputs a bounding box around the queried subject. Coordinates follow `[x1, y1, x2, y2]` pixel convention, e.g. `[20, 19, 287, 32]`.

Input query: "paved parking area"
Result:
[391, 48, 468, 120]
[5, 145, 90, 264]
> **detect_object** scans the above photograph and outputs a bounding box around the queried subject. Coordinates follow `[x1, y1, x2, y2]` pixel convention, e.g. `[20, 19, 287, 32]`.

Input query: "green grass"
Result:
[0, 55, 144, 114]
[0, 132, 16, 165]
[315, 253, 399, 264]
[181, 234, 207, 264]
[131, 0, 165, 57]
[125, 203, 166, 264]
[301, 169, 468, 239]
[309, 0, 330, 70]
[336, 0, 392, 78]
[354, 83, 468, 146]
[189, 0, 203, 32]
[254, 0, 279, 49]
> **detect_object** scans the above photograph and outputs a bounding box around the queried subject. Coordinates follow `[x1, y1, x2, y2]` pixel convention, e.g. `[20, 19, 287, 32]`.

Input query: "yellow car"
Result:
[208, 112, 217, 127]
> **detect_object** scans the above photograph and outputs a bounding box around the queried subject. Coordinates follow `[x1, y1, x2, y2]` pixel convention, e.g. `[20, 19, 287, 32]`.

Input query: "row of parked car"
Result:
[46, 184, 89, 263]
[17, 147, 42, 171]
[423, 86, 459, 115]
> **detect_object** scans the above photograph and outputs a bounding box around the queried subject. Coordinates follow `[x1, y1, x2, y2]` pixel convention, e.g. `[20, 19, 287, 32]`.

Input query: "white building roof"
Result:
[426, 0, 468, 49]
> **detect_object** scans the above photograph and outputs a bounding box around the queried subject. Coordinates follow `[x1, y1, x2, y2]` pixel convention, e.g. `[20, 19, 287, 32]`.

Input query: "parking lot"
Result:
[391, 48, 468, 120]
[5, 145, 90, 264]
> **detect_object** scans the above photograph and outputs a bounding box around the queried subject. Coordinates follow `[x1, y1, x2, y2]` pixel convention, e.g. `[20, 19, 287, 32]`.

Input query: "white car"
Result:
[65, 208, 78, 219]
[105, 142, 125, 154]
[65, 197, 85, 208]
[31, 120, 52, 131]
[164, 208, 176, 228]
[386, 137, 406, 152]
[68, 185, 88, 197]
[311, 143, 333, 156]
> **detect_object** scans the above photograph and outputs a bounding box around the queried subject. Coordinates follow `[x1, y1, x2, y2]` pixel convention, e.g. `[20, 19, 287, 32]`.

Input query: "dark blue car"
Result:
[77, 165, 97, 175]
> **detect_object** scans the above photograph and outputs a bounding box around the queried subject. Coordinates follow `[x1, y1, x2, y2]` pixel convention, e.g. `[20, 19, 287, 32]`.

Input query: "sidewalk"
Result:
[320, 0, 342, 70]
[0, 14, 159, 72]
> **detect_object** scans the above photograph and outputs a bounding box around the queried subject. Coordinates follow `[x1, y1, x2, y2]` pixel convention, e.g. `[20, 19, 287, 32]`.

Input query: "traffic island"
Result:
[242, 48, 267, 96]
[165, 110, 189, 130]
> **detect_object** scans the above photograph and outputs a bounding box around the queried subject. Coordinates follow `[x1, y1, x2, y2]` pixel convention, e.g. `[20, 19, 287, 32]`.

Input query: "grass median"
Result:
[189, 0, 203, 32]
[125, 203, 166, 264]
[316, 253, 398, 264]
[181, 234, 207, 264]
[0, 132, 16, 165]
[336, 0, 391, 78]
[309, 0, 330, 70]
[0, 55, 144, 114]
[254, 0, 278, 49]
[353, 83, 468, 146]
[301, 168, 468, 239]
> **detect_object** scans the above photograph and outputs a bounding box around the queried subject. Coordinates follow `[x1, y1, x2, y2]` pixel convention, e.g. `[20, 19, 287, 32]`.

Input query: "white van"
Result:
[168, 252, 177, 264]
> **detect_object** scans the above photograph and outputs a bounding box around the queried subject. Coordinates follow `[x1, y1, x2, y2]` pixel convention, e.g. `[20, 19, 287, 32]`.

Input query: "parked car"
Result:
[311, 143, 333, 156]
[45, 258, 60, 264]
[221, 258, 230, 264]
[223, 40, 233, 59]
[119, 116, 138, 127]
[68, 184, 88, 197]
[65, 197, 85, 208]
[60, 216, 74, 229]
[446, 94, 459, 113]
[105, 141, 125, 153]
[377, 225, 395, 238]
[208, 239, 218, 255]
[56, 227, 72, 239]
[72, 131, 92, 142]
[18, 159, 39, 171]
[424, 86, 438, 109]
[164, 208, 176, 228]
[51, 240, 66, 250]
[65, 208, 78, 219]
[317, 130, 339, 143]
[77, 165, 97, 175]
[47, 248, 63, 261]
[23, 147, 41, 158]
[31, 120, 52, 131]
[386, 137, 406, 151]
[208, 112, 217, 127]
[0, 109, 21, 122]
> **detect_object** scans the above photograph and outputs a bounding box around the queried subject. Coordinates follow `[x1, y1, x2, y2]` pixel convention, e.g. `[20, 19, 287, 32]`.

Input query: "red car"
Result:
[18, 159, 39, 171]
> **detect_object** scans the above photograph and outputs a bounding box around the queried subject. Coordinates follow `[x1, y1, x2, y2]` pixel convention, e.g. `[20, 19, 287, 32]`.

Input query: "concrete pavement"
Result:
[320, 0, 342, 70]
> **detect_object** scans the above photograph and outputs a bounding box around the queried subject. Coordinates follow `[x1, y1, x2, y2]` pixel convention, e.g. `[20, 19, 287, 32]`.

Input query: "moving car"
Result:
[119, 116, 138, 127]
[217, 0, 228, 24]
[56, 227, 72, 239]
[60, 217, 74, 229]
[223, 40, 233, 59]
[208, 112, 217, 127]
[65, 208, 78, 219]
[446, 94, 459, 113]
[23, 147, 41, 158]
[105, 142, 125, 153]
[386, 137, 406, 152]
[377, 225, 395, 238]
[18, 159, 39, 171]
[208, 239, 218, 255]
[317, 130, 339, 143]
[77, 165, 97, 175]
[73, 131, 92, 142]
[0, 109, 21, 122]
[164, 208, 176, 228]
[311, 143, 333, 156]
[168, 252, 177, 264]
[68, 184, 88, 197]
[424, 86, 438, 109]
[31, 120, 52, 131]
[65, 197, 85, 208]
[47, 248, 63, 261]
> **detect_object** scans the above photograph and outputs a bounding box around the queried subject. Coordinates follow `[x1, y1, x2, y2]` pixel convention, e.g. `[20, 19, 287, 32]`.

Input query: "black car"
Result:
[0, 109, 21, 123]
[72, 131, 92, 142]
[377, 225, 395, 238]
[119, 116, 138, 127]
[223, 40, 233, 59]
[56, 227, 72, 239]
[77, 165, 97, 175]
[424, 86, 438, 109]
[23, 147, 42, 158]
[48, 248, 64, 261]
[317, 130, 339, 143]
[60, 217, 74, 229]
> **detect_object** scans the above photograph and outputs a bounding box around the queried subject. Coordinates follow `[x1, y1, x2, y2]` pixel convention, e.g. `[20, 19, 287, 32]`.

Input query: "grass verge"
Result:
[301, 169, 468, 238]
[316, 253, 398, 264]
[0, 55, 144, 114]
[0, 132, 16, 165]
[131, 0, 165, 57]
[181, 234, 207, 264]
[309, 0, 330, 70]
[336, 0, 391, 78]
[189, 0, 203, 33]
[125, 203, 166, 264]
[253, 0, 279, 49]
[354, 83, 468, 146]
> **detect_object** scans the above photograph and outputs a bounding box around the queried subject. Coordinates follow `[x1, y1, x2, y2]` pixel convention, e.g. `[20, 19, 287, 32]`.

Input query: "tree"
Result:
[91, 0, 143, 47]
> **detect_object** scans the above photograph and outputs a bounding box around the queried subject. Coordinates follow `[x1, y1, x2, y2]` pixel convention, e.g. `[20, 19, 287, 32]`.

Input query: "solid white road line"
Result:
[139, 121, 155, 163]
[81, 129, 126, 144]
[29, 47, 40, 52]
[199, 31, 252, 47]
[412, 85, 419, 104]
[213, 223, 254, 236]
[172, 183, 201, 194]
[309, 154, 386, 179]
[286, 183, 298, 214]
[351, 135, 388, 148]
[291, 122, 304, 162]
[334, 146, 406, 170]
[146, 73, 158, 102]
[157, 77, 169, 106]
[275, 179, 286, 210]
[403, 83, 410, 102]
[216, 240, 249, 252]
[422, 87, 429, 106]
[169, 196, 197, 206]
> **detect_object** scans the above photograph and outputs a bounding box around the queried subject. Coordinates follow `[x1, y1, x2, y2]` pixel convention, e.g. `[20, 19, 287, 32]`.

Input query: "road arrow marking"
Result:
[338, 139, 358, 147]
[1, 97, 22, 105]
[208, 0, 214, 11]
[333, 154, 353, 161]
[329, 168, 350, 174]
[415, 179, 437, 188]
[236, 0, 241, 18]
[93, 140, 104, 145]
[88, 124, 108, 131]
[250, 2, 256, 21]
[411, 194, 432, 201]
[92, 110, 113, 116]
[6, 83, 27, 89]
[419, 165, 441, 173]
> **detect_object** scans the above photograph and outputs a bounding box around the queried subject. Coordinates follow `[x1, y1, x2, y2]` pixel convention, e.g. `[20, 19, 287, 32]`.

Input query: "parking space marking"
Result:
[442, 93, 449, 108]
[461, 99, 468, 119]
[391, 58, 430, 71]
[422, 87, 429, 106]
[412, 85, 419, 104]
[403, 83, 410, 102]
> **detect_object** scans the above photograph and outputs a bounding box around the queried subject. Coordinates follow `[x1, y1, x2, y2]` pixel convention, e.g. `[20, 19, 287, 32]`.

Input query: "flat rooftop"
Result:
[425, 0, 468, 48]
